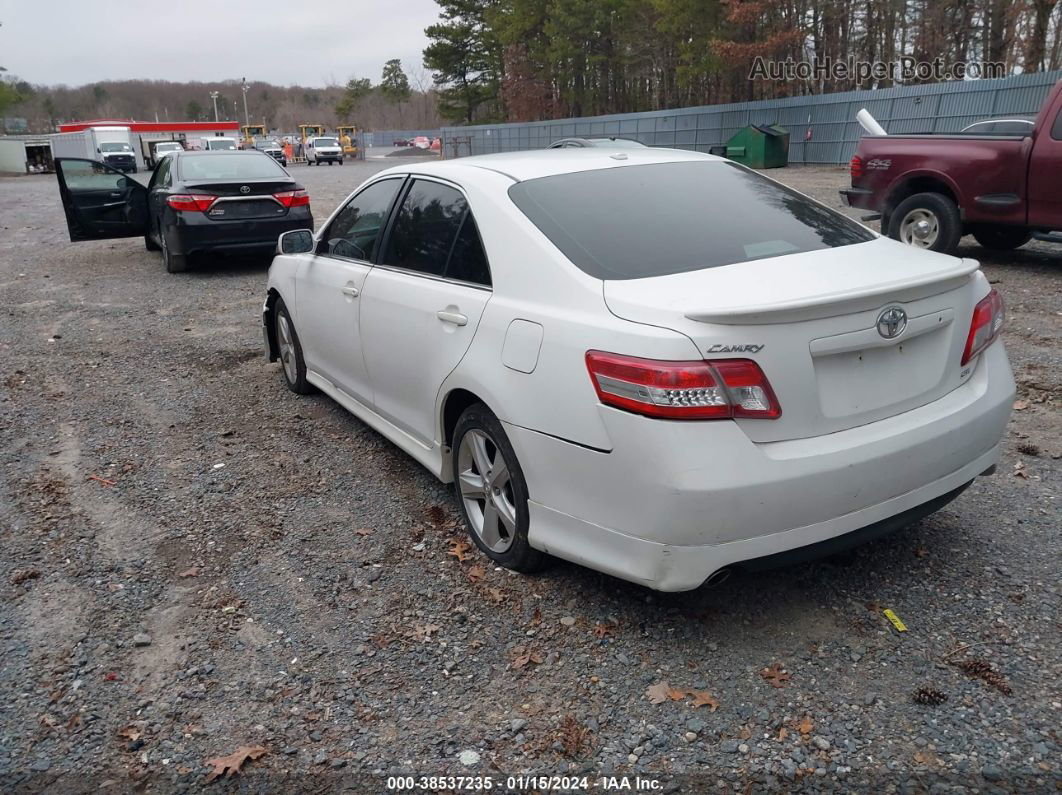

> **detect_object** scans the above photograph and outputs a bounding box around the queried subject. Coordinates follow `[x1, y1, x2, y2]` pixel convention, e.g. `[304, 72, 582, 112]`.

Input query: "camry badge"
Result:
[876, 306, 907, 339]
[239, 185, 251, 194]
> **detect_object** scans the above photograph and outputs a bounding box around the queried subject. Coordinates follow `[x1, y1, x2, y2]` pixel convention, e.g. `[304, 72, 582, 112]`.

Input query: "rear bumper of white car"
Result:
[505, 342, 1014, 591]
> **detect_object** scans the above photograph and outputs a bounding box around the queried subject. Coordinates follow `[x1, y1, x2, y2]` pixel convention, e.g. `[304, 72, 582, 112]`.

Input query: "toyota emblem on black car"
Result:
[876, 306, 907, 338]
[240, 185, 251, 194]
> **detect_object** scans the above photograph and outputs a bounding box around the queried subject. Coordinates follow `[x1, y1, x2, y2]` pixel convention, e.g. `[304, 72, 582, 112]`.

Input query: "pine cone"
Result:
[957, 659, 991, 676]
[913, 687, 948, 705]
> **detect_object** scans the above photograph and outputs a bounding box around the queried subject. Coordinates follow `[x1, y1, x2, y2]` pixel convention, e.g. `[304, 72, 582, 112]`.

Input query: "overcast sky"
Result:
[0, 0, 442, 87]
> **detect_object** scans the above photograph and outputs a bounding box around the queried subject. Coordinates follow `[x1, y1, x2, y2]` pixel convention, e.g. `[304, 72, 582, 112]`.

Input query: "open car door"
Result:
[55, 158, 149, 242]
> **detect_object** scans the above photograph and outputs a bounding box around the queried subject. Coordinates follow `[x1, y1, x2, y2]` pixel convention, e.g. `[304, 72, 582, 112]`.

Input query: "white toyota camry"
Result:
[263, 148, 1014, 591]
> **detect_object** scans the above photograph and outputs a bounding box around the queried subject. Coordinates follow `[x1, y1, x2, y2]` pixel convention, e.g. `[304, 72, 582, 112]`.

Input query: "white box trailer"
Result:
[50, 126, 139, 172]
[0, 137, 53, 173]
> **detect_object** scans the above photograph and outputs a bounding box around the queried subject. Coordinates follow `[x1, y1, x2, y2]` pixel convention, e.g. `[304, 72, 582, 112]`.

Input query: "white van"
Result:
[305, 136, 343, 166]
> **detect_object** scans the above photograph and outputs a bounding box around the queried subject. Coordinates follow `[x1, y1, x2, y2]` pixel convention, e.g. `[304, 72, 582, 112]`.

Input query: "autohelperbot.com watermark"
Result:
[750, 55, 1006, 83]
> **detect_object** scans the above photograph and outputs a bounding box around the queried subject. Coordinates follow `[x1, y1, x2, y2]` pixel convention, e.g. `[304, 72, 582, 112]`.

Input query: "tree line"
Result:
[0, 59, 442, 134]
[423, 0, 1062, 124]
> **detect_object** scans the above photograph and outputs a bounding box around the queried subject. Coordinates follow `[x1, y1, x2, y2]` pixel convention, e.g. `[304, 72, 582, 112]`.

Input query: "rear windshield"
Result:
[207, 140, 236, 150]
[179, 153, 287, 180]
[508, 161, 875, 280]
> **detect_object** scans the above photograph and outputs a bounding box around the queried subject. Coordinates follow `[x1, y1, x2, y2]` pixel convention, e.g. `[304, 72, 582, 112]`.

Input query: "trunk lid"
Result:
[184, 178, 296, 220]
[602, 237, 984, 443]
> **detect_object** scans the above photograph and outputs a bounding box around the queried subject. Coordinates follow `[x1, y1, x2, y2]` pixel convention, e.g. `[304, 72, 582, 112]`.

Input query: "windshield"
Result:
[207, 140, 237, 150]
[179, 153, 287, 180]
[100, 142, 132, 152]
[508, 161, 875, 280]
[257, 140, 280, 149]
[155, 143, 181, 152]
[315, 138, 339, 147]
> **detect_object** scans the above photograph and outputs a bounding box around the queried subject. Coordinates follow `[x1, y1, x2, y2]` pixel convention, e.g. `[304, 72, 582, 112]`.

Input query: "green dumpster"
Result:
[725, 124, 790, 168]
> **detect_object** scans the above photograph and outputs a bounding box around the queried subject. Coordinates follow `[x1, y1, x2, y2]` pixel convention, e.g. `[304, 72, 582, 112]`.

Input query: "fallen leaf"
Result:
[687, 689, 720, 711]
[591, 623, 616, 639]
[178, 567, 200, 578]
[355, 528, 373, 537]
[10, 568, 41, 585]
[204, 745, 267, 782]
[1012, 399, 1029, 411]
[1013, 461, 1028, 479]
[39, 713, 58, 729]
[796, 716, 814, 736]
[447, 540, 472, 562]
[776, 727, 789, 742]
[530, 606, 542, 627]
[118, 726, 142, 741]
[914, 546, 929, 558]
[486, 587, 506, 603]
[510, 645, 545, 669]
[760, 663, 791, 688]
[646, 681, 672, 705]
[87, 474, 116, 487]
[467, 564, 487, 583]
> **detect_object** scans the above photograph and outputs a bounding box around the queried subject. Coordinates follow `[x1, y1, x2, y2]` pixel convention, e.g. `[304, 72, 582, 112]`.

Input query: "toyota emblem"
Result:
[239, 185, 251, 194]
[876, 306, 907, 339]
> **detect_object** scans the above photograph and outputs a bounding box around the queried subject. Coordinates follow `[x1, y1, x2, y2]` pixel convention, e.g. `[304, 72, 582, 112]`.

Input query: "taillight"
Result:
[274, 189, 310, 208]
[166, 194, 216, 212]
[961, 288, 1005, 365]
[850, 155, 864, 179]
[585, 351, 781, 420]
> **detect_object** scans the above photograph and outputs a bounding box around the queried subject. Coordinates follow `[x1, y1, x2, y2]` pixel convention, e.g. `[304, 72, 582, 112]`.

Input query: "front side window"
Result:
[1052, 109, 1062, 141]
[322, 178, 403, 261]
[508, 161, 875, 280]
[381, 180, 490, 285]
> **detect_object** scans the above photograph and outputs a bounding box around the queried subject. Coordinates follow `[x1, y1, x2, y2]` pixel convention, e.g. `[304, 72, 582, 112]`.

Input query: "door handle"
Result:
[341, 285, 360, 298]
[436, 309, 468, 326]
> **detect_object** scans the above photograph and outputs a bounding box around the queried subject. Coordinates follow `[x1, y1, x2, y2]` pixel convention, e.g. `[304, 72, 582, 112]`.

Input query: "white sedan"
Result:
[263, 149, 1014, 591]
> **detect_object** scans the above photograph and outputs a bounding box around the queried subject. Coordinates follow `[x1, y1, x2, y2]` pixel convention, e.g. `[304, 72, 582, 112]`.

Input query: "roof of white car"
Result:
[376, 147, 724, 183]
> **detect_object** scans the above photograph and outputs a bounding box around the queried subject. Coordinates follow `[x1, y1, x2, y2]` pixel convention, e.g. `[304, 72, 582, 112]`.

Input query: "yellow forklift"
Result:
[298, 124, 327, 145]
[240, 124, 267, 149]
[336, 125, 358, 159]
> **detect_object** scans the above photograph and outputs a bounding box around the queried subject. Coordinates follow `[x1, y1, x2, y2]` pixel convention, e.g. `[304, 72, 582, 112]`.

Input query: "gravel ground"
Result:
[0, 156, 1058, 793]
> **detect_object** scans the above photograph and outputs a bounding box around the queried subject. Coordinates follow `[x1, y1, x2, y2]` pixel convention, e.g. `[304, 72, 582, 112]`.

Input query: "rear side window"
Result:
[508, 161, 875, 280]
[382, 180, 491, 286]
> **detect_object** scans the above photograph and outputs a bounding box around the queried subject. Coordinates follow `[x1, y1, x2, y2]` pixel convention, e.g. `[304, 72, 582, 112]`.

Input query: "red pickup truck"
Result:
[841, 79, 1062, 254]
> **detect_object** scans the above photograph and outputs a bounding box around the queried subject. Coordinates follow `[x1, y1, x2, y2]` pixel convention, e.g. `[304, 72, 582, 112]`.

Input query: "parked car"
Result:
[261, 148, 1013, 591]
[841, 80, 1062, 253]
[960, 118, 1035, 135]
[152, 141, 183, 163]
[412, 136, 431, 149]
[54, 150, 312, 273]
[393, 138, 413, 147]
[548, 137, 647, 148]
[306, 136, 343, 166]
[255, 139, 287, 167]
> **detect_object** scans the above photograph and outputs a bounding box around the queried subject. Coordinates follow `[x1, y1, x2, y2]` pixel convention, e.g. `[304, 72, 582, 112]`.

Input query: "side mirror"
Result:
[278, 228, 314, 255]
[116, 176, 131, 189]
[96, 147, 102, 153]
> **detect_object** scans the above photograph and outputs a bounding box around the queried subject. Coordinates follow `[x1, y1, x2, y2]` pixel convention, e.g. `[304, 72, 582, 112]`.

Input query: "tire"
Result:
[274, 299, 313, 394]
[972, 226, 1032, 251]
[144, 232, 160, 252]
[338, 158, 344, 166]
[452, 404, 546, 573]
[161, 231, 188, 273]
[887, 192, 962, 254]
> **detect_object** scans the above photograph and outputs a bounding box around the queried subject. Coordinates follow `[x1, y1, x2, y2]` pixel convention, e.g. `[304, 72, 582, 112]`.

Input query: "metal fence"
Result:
[440, 71, 1062, 164]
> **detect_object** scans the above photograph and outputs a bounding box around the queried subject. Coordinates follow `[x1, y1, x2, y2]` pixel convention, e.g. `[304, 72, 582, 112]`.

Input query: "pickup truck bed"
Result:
[841, 80, 1062, 254]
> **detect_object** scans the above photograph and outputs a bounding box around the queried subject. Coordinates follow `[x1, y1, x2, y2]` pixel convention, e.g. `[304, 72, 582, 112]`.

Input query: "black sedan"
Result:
[54, 150, 313, 273]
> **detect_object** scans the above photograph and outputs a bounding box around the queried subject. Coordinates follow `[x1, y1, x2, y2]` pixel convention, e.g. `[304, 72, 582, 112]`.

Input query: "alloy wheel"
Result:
[457, 429, 516, 553]
[276, 312, 298, 384]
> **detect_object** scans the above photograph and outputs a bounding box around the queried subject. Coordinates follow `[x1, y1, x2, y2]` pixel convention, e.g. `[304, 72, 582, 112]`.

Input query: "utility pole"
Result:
[241, 78, 250, 129]
[209, 91, 220, 123]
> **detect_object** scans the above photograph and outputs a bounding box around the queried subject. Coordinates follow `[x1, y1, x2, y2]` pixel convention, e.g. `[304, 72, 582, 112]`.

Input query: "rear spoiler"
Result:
[684, 260, 979, 325]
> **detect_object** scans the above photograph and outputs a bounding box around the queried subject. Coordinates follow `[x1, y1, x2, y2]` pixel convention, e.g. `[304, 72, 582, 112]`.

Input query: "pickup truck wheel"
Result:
[888, 193, 961, 253]
[972, 226, 1032, 251]
[453, 404, 547, 574]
